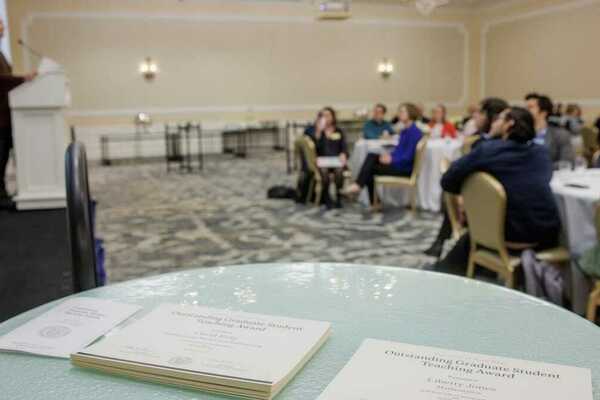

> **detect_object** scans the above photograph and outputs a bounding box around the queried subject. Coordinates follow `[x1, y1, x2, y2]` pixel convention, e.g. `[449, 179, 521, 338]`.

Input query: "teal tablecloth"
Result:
[1, 263, 599, 399]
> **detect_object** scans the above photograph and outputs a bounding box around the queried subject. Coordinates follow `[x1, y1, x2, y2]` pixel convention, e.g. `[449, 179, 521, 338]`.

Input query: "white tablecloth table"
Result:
[551, 169, 600, 315]
[551, 169, 600, 257]
[349, 138, 463, 212]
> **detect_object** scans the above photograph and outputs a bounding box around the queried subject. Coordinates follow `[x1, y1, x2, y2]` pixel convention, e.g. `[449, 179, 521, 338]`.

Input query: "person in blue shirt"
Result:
[362, 103, 394, 140]
[346, 103, 423, 205]
[430, 106, 561, 274]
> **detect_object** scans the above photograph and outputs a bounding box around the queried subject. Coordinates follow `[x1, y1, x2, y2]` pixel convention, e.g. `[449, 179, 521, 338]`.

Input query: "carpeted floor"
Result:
[89, 153, 442, 283]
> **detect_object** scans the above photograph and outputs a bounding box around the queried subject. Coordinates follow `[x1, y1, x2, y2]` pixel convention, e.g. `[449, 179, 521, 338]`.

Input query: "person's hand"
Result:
[24, 71, 38, 82]
[339, 153, 347, 166]
[381, 130, 391, 140]
[379, 153, 392, 165]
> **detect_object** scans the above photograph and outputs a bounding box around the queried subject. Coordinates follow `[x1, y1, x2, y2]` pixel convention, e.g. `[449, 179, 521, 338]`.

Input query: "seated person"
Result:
[362, 103, 394, 140]
[424, 97, 509, 258]
[345, 103, 423, 205]
[563, 103, 584, 135]
[525, 93, 574, 168]
[432, 107, 561, 272]
[429, 104, 457, 139]
[311, 107, 348, 209]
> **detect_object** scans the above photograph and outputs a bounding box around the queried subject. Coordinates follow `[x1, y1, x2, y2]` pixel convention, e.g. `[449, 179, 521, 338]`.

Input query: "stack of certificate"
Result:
[71, 304, 331, 400]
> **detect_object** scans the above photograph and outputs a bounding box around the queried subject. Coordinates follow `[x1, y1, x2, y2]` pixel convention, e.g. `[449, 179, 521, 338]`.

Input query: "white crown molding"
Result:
[23, 10, 469, 117]
[480, 0, 600, 106]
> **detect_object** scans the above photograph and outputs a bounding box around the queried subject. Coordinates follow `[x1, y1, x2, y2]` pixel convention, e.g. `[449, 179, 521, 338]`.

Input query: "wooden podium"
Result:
[9, 59, 70, 210]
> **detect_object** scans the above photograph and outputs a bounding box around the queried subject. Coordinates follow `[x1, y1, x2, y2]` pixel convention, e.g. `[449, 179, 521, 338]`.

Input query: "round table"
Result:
[1, 263, 600, 399]
[551, 169, 600, 315]
[551, 169, 600, 257]
[349, 138, 462, 211]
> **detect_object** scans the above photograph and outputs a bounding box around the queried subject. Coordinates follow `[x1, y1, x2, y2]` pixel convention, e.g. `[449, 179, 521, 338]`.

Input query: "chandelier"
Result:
[415, 0, 450, 15]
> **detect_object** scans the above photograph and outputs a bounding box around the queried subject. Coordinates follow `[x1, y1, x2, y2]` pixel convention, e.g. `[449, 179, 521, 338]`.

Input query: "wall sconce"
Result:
[139, 57, 159, 81]
[377, 59, 394, 79]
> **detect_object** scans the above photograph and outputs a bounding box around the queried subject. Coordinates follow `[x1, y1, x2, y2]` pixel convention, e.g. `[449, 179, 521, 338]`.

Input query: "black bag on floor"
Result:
[267, 185, 296, 200]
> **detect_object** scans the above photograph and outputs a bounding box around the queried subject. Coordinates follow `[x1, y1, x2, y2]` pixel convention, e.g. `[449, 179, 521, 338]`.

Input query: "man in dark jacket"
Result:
[0, 18, 36, 200]
[432, 107, 561, 274]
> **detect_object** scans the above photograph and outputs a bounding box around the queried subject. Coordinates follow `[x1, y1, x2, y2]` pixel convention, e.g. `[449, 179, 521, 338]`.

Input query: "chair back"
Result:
[581, 126, 599, 155]
[461, 172, 508, 256]
[65, 143, 98, 292]
[592, 150, 600, 168]
[297, 136, 320, 177]
[409, 136, 428, 185]
[440, 158, 463, 240]
[462, 135, 480, 155]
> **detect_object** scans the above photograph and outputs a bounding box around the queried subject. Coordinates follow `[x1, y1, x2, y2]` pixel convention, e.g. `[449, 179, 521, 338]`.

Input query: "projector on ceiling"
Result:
[316, 1, 351, 20]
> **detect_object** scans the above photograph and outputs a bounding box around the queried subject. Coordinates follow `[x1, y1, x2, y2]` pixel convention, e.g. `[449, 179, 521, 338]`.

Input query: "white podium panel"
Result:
[9, 59, 70, 210]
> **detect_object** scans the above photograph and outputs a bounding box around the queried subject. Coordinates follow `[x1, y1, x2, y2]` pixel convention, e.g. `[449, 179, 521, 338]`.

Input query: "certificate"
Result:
[0, 297, 142, 358]
[318, 339, 592, 400]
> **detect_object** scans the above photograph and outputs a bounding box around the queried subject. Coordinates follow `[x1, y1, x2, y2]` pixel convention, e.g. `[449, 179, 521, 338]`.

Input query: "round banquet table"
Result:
[1, 263, 600, 399]
[349, 138, 462, 211]
[551, 169, 600, 257]
[551, 169, 600, 315]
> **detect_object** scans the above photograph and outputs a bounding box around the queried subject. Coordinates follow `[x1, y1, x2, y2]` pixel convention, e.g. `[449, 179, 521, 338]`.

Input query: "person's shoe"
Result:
[334, 200, 343, 209]
[424, 240, 444, 259]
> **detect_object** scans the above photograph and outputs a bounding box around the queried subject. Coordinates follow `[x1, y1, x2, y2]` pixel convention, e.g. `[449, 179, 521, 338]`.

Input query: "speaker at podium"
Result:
[9, 57, 71, 210]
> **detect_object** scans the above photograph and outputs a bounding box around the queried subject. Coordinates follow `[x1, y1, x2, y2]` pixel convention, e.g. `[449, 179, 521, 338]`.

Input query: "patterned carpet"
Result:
[89, 153, 442, 283]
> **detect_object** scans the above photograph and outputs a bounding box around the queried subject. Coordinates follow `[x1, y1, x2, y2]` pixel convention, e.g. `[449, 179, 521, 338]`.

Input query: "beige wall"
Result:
[7, 0, 473, 126]
[478, 0, 600, 119]
[6, 0, 600, 126]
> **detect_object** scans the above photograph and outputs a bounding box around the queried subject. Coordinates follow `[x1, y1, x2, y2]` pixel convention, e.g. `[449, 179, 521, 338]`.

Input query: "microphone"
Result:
[17, 39, 43, 59]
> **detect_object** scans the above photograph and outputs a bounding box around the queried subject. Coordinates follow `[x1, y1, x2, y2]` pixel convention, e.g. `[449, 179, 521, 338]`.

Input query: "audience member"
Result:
[525, 93, 574, 168]
[391, 104, 405, 133]
[362, 103, 394, 140]
[424, 97, 509, 258]
[467, 97, 510, 148]
[432, 107, 561, 272]
[429, 104, 457, 139]
[564, 103, 584, 135]
[461, 105, 479, 136]
[462, 105, 477, 126]
[416, 104, 431, 124]
[548, 101, 563, 127]
[312, 107, 348, 209]
[346, 103, 423, 205]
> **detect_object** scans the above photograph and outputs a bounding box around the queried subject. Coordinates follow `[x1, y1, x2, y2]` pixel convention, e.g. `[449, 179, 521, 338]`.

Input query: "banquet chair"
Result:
[440, 158, 466, 240]
[373, 136, 428, 214]
[462, 172, 570, 288]
[592, 150, 600, 168]
[461, 135, 480, 155]
[65, 142, 99, 292]
[581, 126, 599, 166]
[585, 204, 600, 321]
[295, 136, 323, 206]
